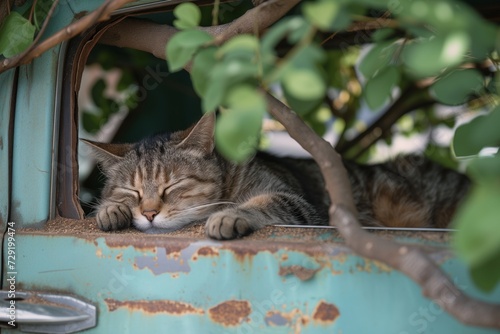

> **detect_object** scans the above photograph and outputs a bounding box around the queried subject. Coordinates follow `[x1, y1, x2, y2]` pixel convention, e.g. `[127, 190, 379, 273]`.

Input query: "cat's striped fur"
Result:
[84, 112, 470, 239]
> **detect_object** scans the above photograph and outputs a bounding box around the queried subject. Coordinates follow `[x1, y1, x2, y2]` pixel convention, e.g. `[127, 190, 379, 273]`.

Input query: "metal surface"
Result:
[3, 224, 499, 334]
[2, 1, 500, 334]
[0, 290, 96, 333]
[9, 1, 75, 226]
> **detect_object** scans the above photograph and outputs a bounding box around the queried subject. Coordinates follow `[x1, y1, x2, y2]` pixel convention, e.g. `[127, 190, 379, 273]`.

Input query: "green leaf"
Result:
[467, 155, 500, 183]
[364, 66, 400, 110]
[91, 79, 106, 106]
[453, 106, 500, 157]
[0, 12, 36, 58]
[225, 84, 266, 113]
[101, 98, 120, 117]
[371, 28, 396, 42]
[424, 144, 458, 170]
[117, 70, 134, 91]
[203, 60, 258, 112]
[469, 252, 500, 293]
[217, 34, 259, 58]
[430, 69, 483, 105]
[303, 0, 351, 31]
[34, 0, 54, 31]
[215, 85, 265, 162]
[267, 44, 326, 83]
[191, 47, 217, 97]
[282, 68, 326, 101]
[402, 32, 469, 78]
[359, 41, 397, 79]
[453, 184, 500, 291]
[283, 87, 323, 116]
[261, 16, 308, 53]
[82, 112, 103, 134]
[165, 30, 213, 72]
[173, 2, 201, 30]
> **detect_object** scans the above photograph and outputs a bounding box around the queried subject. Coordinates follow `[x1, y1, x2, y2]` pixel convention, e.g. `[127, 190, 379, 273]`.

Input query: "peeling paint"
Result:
[209, 300, 251, 326]
[135, 247, 192, 275]
[264, 310, 302, 327]
[279, 265, 320, 281]
[312, 301, 340, 324]
[105, 299, 204, 315]
[134, 241, 220, 275]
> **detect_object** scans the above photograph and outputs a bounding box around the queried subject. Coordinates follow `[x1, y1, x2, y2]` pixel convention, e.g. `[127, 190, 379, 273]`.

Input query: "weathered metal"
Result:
[3, 219, 499, 333]
[2, 1, 500, 333]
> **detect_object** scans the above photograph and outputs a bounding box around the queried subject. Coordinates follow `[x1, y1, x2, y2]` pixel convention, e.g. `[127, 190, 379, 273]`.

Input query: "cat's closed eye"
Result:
[114, 187, 142, 201]
[162, 178, 194, 197]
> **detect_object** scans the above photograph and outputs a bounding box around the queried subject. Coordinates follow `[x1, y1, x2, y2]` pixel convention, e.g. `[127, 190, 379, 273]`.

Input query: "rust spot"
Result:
[281, 253, 289, 261]
[279, 265, 319, 281]
[116, 253, 123, 261]
[225, 244, 259, 263]
[209, 300, 251, 326]
[105, 299, 204, 315]
[312, 301, 339, 323]
[197, 246, 219, 257]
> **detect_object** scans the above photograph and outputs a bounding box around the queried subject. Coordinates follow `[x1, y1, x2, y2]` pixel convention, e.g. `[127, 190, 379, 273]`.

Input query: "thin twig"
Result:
[7, 0, 498, 327]
[0, 0, 136, 74]
[337, 85, 434, 157]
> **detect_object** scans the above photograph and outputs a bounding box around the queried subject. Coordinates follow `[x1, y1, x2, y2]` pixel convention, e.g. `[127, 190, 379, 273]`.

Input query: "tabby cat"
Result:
[83, 112, 470, 239]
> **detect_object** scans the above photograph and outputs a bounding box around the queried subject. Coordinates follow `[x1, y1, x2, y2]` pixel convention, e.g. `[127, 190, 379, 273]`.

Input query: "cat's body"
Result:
[84, 113, 470, 239]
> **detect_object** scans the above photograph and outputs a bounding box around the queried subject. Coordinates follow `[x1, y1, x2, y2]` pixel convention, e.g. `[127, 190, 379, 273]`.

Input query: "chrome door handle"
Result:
[0, 290, 96, 333]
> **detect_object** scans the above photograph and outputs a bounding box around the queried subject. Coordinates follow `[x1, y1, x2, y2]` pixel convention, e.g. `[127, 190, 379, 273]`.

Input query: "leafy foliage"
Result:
[0, 12, 36, 57]
[167, 0, 500, 292]
[0, 0, 59, 58]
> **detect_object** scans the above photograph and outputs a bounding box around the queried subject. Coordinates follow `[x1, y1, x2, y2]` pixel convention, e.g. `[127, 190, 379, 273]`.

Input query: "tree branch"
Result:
[0, 0, 136, 74]
[48, 0, 500, 328]
[337, 85, 434, 157]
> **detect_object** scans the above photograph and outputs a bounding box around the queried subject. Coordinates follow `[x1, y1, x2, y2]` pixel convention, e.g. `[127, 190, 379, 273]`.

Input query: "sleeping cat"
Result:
[83, 112, 470, 239]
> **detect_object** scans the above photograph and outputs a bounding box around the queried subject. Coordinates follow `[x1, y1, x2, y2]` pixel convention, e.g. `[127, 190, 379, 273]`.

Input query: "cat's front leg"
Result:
[206, 193, 319, 240]
[96, 202, 132, 231]
[206, 208, 263, 240]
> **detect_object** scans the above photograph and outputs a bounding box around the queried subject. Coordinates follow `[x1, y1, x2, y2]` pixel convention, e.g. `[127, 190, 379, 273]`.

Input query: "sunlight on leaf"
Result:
[173, 2, 201, 30]
[303, 0, 350, 31]
[215, 85, 265, 162]
[282, 68, 326, 101]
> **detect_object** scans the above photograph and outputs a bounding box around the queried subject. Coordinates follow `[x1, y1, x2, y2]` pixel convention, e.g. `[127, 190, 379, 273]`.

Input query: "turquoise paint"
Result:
[2, 1, 500, 333]
[10, 48, 62, 225]
[5, 233, 500, 334]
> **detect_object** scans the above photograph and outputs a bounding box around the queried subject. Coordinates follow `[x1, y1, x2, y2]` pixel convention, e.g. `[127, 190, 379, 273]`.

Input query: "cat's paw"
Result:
[205, 210, 255, 240]
[96, 204, 132, 231]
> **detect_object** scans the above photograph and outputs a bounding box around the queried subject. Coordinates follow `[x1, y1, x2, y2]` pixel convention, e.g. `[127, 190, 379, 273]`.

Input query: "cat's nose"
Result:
[142, 210, 158, 222]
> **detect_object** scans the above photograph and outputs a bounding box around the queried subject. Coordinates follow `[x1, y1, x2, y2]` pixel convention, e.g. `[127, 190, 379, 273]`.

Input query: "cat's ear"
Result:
[81, 139, 133, 169]
[177, 112, 215, 154]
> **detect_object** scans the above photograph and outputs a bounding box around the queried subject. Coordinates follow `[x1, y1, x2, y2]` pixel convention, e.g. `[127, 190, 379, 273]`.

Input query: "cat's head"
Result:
[83, 112, 227, 232]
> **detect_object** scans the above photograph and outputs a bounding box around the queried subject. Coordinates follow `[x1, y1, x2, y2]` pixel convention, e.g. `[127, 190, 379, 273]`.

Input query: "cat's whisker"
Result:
[179, 201, 236, 214]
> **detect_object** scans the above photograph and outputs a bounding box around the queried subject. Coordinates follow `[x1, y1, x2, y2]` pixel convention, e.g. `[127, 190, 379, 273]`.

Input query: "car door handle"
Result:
[0, 290, 96, 333]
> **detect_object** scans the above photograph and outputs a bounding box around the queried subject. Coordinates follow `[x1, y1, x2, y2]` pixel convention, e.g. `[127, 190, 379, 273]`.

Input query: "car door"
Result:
[2, 1, 500, 334]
